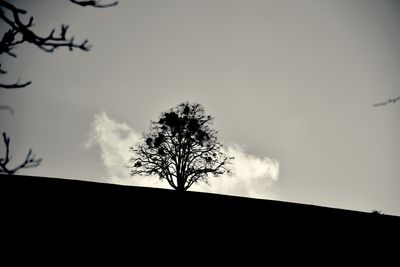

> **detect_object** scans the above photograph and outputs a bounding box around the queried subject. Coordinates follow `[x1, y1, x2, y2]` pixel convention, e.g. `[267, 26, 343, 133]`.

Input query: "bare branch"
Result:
[0, 1, 27, 14]
[0, 29, 18, 56]
[0, 0, 116, 89]
[0, 1, 91, 54]
[0, 132, 42, 175]
[0, 64, 6, 74]
[0, 105, 15, 115]
[1, 132, 11, 167]
[0, 79, 32, 89]
[373, 96, 400, 107]
[70, 0, 118, 8]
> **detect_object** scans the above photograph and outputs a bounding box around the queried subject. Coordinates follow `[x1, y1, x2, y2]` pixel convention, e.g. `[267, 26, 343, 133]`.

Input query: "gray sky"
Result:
[1, 0, 399, 215]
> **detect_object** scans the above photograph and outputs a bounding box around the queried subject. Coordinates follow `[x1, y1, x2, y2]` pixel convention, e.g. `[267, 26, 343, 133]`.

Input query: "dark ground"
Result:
[2, 174, 399, 256]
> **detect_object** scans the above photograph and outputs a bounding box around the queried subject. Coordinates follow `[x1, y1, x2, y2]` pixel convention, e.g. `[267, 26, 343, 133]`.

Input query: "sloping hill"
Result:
[2, 174, 399, 241]
[3, 174, 398, 263]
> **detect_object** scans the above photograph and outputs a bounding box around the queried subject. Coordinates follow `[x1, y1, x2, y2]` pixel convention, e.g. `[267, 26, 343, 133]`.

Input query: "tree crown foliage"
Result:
[129, 102, 232, 191]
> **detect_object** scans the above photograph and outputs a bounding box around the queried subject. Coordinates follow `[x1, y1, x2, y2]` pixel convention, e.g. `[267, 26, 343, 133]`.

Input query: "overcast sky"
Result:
[1, 0, 399, 215]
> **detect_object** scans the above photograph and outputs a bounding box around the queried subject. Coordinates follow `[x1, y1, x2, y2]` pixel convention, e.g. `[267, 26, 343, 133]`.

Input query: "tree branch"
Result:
[0, 64, 6, 74]
[70, 0, 118, 8]
[0, 79, 32, 89]
[373, 96, 400, 107]
[0, 132, 42, 175]
[0, 0, 117, 90]
[0, 105, 14, 115]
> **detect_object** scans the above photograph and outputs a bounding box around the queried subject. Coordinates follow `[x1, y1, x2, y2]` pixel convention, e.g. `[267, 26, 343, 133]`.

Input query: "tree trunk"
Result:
[176, 175, 186, 192]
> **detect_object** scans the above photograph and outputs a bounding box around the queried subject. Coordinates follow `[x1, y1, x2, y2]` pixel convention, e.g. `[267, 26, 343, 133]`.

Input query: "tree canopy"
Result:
[129, 102, 233, 191]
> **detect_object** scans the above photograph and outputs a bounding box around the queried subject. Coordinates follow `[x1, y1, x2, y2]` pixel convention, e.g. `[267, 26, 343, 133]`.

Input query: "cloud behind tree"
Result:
[85, 111, 279, 199]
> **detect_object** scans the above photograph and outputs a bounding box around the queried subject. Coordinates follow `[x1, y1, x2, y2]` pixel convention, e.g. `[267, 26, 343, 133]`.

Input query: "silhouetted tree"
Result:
[371, 210, 383, 215]
[0, 132, 41, 175]
[0, 0, 117, 89]
[129, 102, 233, 191]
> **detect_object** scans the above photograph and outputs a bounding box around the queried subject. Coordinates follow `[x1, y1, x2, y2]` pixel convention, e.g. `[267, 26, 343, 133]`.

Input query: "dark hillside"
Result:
[2, 174, 399, 244]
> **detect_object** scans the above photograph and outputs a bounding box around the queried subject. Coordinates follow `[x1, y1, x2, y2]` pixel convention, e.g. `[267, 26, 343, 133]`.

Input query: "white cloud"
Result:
[85, 112, 280, 199]
[193, 145, 279, 199]
[84, 111, 165, 188]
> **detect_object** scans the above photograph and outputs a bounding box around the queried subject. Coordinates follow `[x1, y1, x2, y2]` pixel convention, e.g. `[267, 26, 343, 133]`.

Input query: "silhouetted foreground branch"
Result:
[0, 79, 31, 89]
[373, 96, 400, 107]
[0, 1, 90, 53]
[70, 0, 118, 8]
[0, 132, 42, 175]
[0, 0, 117, 89]
[0, 105, 15, 115]
[0, 0, 116, 173]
